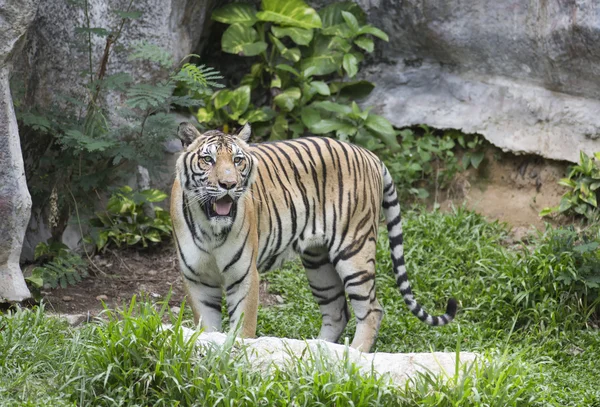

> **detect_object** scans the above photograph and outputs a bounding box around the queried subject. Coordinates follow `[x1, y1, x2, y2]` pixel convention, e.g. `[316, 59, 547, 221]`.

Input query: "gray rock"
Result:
[0, 0, 39, 302]
[181, 330, 479, 386]
[356, 0, 600, 163]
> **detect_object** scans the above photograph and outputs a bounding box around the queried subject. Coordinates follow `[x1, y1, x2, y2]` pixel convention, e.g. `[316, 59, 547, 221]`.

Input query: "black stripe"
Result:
[226, 264, 251, 294]
[382, 197, 399, 209]
[223, 230, 250, 273]
[317, 291, 346, 306]
[228, 293, 247, 318]
[386, 215, 401, 230]
[201, 300, 222, 313]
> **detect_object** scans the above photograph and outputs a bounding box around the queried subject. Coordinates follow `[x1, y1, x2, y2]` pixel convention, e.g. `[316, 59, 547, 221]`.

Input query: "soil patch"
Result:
[435, 146, 568, 230]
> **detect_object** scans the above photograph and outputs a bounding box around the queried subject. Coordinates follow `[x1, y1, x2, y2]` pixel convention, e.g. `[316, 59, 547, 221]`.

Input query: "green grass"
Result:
[2, 207, 600, 406]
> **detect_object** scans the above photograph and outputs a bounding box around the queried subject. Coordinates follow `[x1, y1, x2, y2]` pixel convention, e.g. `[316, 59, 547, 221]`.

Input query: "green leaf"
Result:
[273, 87, 301, 112]
[212, 3, 258, 26]
[275, 64, 300, 76]
[257, 0, 322, 29]
[341, 11, 359, 33]
[214, 89, 233, 109]
[270, 35, 301, 62]
[310, 81, 330, 96]
[364, 114, 400, 151]
[319, 2, 366, 28]
[222, 24, 268, 56]
[354, 36, 374, 52]
[470, 151, 485, 169]
[558, 178, 577, 188]
[574, 241, 600, 253]
[139, 189, 168, 203]
[126, 83, 173, 110]
[309, 119, 349, 134]
[539, 207, 555, 217]
[328, 80, 375, 99]
[271, 115, 288, 140]
[343, 53, 358, 78]
[301, 53, 343, 76]
[25, 272, 44, 289]
[271, 26, 313, 45]
[196, 107, 214, 123]
[311, 101, 352, 115]
[228, 86, 251, 119]
[242, 107, 276, 124]
[300, 107, 321, 129]
[357, 25, 389, 41]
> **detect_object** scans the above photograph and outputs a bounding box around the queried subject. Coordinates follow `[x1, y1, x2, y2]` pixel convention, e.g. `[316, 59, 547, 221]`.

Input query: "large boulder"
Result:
[186, 330, 478, 386]
[358, 0, 600, 163]
[0, 0, 39, 301]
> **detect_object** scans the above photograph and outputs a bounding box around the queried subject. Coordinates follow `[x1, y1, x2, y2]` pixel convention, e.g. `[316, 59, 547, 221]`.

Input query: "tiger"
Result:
[171, 122, 457, 351]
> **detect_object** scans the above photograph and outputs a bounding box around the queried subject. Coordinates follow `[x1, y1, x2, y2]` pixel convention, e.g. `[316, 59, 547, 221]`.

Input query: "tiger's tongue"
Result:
[215, 199, 233, 215]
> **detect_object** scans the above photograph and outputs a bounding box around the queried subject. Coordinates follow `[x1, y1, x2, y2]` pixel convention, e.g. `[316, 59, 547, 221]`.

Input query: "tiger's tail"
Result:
[381, 164, 457, 326]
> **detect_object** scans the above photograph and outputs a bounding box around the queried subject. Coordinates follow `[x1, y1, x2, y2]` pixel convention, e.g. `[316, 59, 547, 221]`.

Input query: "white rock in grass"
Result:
[181, 329, 478, 386]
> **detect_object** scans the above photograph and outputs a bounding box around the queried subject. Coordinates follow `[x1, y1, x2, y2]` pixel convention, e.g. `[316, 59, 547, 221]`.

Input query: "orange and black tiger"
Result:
[171, 122, 456, 351]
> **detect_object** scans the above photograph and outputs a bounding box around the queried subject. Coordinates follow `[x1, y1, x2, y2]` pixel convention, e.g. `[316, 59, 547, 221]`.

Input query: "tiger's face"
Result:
[175, 123, 256, 227]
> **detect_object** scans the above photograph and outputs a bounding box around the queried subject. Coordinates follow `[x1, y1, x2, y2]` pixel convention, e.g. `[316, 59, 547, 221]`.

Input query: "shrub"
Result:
[87, 186, 172, 251]
[198, 0, 399, 152]
[25, 241, 88, 291]
[540, 151, 600, 220]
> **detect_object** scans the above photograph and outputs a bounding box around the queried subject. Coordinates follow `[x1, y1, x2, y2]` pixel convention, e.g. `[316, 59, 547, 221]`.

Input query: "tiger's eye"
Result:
[234, 157, 243, 165]
[203, 156, 213, 164]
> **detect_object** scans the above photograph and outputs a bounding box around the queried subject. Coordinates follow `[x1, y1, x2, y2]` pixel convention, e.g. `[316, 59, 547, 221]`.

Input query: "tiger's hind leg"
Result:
[332, 235, 384, 351]
[301, 247, 350, 343]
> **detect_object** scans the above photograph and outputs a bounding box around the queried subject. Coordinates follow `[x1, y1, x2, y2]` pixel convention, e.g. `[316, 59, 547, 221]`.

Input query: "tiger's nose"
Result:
[219, 180, 237, 190]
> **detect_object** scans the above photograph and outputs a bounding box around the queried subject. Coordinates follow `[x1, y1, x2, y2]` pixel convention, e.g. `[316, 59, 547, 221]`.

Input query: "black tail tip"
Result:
[446, 298, 458, 318]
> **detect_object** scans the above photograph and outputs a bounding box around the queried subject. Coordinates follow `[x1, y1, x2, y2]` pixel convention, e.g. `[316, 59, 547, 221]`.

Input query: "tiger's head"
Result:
[175, 122, 257, 227]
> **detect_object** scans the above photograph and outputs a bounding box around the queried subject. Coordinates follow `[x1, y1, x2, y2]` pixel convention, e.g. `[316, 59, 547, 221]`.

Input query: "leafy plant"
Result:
[87, 186, 172, 251]
[25, 241, 88, 290]
[381, 126, 485, 200]
[14, 2, 223, 240]
[198, 0, 398, 150]
[540, 151, 600, 220]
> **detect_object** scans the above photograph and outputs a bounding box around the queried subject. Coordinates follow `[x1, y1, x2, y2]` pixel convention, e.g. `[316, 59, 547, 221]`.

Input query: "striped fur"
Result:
[171, 123, 456, 351]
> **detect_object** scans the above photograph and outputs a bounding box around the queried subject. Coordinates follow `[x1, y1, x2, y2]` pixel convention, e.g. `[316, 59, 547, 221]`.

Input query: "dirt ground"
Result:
[19, 145, 569, 319]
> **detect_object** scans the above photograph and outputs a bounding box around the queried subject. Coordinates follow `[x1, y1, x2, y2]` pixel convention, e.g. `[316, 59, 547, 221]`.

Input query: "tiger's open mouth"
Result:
[204, 195, 236, 218]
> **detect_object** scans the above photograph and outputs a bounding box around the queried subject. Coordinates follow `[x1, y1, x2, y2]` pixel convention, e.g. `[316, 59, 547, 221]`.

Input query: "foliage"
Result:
[14, 2, 223, 238]
[87, 186, 172, 251]
[382, 126, 485, 200]
[25, 241, 88, 290]
[540, 151, 600, 220]
[258, 208, 600, 405]
[198, 0, 398, 151]
[3, 210, 600, 405]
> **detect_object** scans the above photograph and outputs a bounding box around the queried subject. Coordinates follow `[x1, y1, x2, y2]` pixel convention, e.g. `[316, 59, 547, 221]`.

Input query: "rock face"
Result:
[185, 330, 478, 386]
[0, 0, 39, 301]
[358, 0, 600, 163]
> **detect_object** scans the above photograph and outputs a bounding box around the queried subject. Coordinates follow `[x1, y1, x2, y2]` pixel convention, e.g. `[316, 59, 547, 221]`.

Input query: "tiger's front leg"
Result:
[223, 263, 259, 338]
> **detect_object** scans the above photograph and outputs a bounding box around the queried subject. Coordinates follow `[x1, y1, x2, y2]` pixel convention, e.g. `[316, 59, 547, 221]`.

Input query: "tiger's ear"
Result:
[178, 122, 201, 147]
[236, 123, 251, 142]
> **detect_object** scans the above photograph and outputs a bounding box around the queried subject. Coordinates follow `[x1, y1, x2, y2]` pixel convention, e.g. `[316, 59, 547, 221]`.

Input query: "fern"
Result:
[19, 112, 53, 133]
[27, 242, 88, 289]
[173, 63, 224, 92]
[128, 41, 175, 68]
[126, 83, 174, 110]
